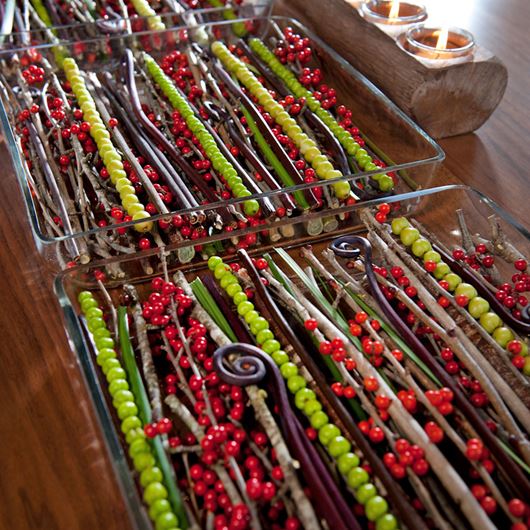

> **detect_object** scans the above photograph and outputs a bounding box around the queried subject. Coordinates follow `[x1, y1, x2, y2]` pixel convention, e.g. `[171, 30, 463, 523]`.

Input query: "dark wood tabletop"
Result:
[0, 1, 528, 529]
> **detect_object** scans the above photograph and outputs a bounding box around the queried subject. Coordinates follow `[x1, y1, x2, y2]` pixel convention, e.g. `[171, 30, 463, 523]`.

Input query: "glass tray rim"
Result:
[53, 183, 530, 530]
[0, 14, 445, 248]
[0, 1, 274, 42]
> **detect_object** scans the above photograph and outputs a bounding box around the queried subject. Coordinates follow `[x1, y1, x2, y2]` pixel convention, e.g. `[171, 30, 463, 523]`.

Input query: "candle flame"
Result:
[388, 0, 400, 19]
[435, 28, 449, 50]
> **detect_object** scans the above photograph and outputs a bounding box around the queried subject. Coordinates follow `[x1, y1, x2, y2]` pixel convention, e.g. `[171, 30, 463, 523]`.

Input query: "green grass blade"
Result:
[190, 278, 237, 342]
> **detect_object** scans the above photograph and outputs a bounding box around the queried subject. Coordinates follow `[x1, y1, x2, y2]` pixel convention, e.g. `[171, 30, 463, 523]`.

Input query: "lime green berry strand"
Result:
[130, 0, 166, 30]
[249, 38, 395, 192]
[207, 256, 398, 529]
[391, 216, 529, 373]
[63, 58, 152, 232]
[205, 0, 246, 37]
[211, 41, 352, 200]
[143, 54, 260, 217]
[78, 291, 182, 530]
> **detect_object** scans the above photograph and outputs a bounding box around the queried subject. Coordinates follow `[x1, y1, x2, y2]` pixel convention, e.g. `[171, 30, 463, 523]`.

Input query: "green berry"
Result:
[121, 415, 141, 433]
[237, 301, 254, 316]
[279, 362, 298, 378]
[400, 227, 420, 246]
[129, 438, 151, 458]
[102, 358, 121, 375]
[376, 514, 398, 530]
[271, 350, 289, 365]
[347, 466, 369, 489]
[328, 436, 351, 457]
[303, 399, 322, 417]
[244, 310, 259, 324]
[256, 328, 274, 344]
[140, 467, 163, 488]
[233, 292, 248, 305]
[423, 250, 441, 263]
[411, 238, 432, 257]
[337, 452, 360, 475]
[294, 388, 315, 409]
[443, 273, 462, 291]
[117, 401, 138, 420]
[391, 217, 410, 235]
[148, 499, 171, 521]
[310, 411, 328, 429]
[365, 496, 388, 521]
[134, 452, 156, 472]
[492, 327, 514, 347]
[262, 339, 281, 354]
[468, 297, 490, 318]
[143, 482, 168, 505]
[455, 283, 478, 300]
[356, 483, 377, 504]
[109, 379, 129, 396]
[250, 317, 269, 335]
[479, 312, 502, 333]
[318, 423, 341, 445]
[155, 511, 178, 530]
[106, 366, 126, 382]
[287, 375, 307, 393]
[433, 262, 451, 280]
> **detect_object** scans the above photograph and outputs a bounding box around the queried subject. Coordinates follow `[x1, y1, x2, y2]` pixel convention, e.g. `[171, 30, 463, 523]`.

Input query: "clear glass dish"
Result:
[0, 1, 272, 46]
[0, 15, 444, 269]
[54, 184, 530, 530]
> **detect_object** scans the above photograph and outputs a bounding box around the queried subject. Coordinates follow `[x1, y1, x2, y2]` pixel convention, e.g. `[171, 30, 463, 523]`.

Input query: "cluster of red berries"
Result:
[454, 248, 529, 318]
[458, 376, 490, 409]
[424, 387, 454, 416]
[140, 277, 303, 529]
[274, 28, 313, 65]
[144, 417, 173, 438]
[383, 438, 430, 479]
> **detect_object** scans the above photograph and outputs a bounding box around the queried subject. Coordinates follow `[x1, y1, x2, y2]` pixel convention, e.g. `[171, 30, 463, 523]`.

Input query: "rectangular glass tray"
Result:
[54, 184, 530, 530]
[0, 2, 273, 47]
[0, 15, 444, 269]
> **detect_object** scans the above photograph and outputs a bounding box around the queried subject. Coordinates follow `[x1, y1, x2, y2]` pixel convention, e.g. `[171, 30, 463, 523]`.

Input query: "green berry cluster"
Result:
[143, 54, 260, 217]
[248, 38, 394, 192]
[211, 41, 352, 201]
[207, 255, 398, 529]
[130, 0, 165, 30]
[78, 291, 182, 530]
[63, 58, 152, 233]
[391, 216, 529, 372]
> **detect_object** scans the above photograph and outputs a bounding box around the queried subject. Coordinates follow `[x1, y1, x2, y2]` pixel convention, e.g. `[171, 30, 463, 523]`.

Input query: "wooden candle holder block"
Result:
[273, 0, 508, 139]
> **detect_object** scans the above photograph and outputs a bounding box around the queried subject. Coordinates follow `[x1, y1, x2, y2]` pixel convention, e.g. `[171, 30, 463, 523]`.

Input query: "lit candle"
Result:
[398, 26, 476, 65]
[360, 0, 427, 38]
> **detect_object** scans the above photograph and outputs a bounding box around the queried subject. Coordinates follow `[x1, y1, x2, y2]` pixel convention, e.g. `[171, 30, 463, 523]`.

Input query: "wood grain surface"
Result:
[275, 0, 508, 139]
[0, 1, 529, 529]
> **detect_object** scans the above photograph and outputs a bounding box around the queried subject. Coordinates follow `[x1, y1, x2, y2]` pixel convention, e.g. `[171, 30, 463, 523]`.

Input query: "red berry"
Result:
[411, 459, 429, 476]
[508, 498, 526, 518]
[304, 318, 318, 331]
[455, 294, 469, 307]
[364, 376, 379, 392]
[514, 259, 528, 271]
[424, 422, 444, 443]
[481, 496, 497, 515]
[319, 341, 332, 355]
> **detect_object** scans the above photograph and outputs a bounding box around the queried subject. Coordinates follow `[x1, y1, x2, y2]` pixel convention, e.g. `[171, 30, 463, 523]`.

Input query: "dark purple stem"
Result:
[331, 235, 530, 500]
[213, 343, 361, 530]
[122, 49, 233, 225]
[238, 249, 426, 530]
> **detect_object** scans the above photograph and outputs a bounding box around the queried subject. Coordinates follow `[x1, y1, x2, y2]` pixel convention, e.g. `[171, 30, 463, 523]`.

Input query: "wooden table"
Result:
[0, 1, 528, 528]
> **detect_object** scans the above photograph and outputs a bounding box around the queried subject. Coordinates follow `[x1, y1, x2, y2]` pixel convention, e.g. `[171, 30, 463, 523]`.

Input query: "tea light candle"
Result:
[398, 26, 476, 66]
[360, 0, 427, 38]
